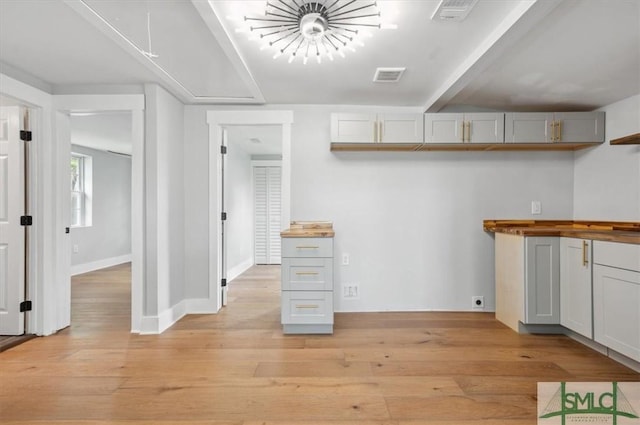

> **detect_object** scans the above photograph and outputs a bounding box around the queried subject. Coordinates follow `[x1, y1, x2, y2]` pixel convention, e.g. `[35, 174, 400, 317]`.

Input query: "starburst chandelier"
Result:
[236, 1, 395, 64]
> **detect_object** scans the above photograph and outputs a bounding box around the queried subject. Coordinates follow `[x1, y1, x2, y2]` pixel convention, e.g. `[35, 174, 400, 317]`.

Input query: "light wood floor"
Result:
[1, 263, 638, 424]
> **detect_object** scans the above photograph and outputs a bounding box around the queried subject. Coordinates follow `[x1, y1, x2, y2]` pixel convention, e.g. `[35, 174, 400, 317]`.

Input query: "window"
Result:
[70, 153, 92, 227]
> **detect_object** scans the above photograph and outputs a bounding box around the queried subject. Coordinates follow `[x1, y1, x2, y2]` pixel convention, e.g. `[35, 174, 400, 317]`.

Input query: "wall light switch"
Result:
[531, 201, 541, 215]
[342, 253, 350, 266]
[73, 244, 79, 253]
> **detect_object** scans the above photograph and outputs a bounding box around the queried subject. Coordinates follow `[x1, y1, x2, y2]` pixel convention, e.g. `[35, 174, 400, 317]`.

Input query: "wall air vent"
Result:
[373, 67, 406, 83]
[431, 0, 479, 21]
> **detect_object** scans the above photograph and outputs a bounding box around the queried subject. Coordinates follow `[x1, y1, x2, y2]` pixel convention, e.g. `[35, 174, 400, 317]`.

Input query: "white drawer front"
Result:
[282, 237, 333, 258]
[593, 241, 640, 272]
[281, 291, 333, 325]
[282, 258, 333, 291]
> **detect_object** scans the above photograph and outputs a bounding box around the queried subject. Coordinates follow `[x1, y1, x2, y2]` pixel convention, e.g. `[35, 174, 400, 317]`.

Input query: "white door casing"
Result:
[0, 106, 25, 335]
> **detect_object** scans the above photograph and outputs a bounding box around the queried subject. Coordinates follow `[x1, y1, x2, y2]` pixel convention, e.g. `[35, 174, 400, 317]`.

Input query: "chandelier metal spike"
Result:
[237, 0, 394, 64]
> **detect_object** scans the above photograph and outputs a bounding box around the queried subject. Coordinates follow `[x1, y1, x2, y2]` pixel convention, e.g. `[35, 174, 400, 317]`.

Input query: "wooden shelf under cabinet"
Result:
[610, 133, 640, 145]
[330, 142, 602, 152]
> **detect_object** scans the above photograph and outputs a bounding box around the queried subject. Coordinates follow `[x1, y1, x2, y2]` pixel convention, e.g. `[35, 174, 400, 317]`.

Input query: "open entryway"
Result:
[221, 125, 283, 305]
[67, 111, 133, 329]
[207, 110, 293, 312]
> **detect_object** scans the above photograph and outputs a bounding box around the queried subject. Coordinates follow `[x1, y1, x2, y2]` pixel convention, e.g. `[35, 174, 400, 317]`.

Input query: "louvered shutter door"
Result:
[254, 167, 268, 264]
[267, 167, 282, 264]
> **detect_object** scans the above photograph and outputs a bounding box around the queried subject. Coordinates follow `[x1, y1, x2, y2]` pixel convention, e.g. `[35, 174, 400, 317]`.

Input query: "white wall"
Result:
[225, 141, 254, 280]
[69, 144, 131, 272]
[184, 104, 576, 312]
[143, 84, 185, 331]
[574, 94, 640, 220]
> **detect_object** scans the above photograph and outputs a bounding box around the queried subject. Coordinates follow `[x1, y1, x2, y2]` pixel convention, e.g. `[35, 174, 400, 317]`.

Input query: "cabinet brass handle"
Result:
[295, 304, 319, 309]
[295, 272, 319, 276]
[296, 246, 319, 249]
[557, 120, 562, 142]
[466, 122, 472, 142]
[550, 121, 556, 142]
[461, 121, 465, 142]
[373, 121, 377, 143]
[379, 121, 383, 143]
[582, 240, 588, 266]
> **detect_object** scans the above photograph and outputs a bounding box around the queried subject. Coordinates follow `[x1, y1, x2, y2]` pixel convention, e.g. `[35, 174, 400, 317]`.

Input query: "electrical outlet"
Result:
[343, 283, 359, 299]
[531, 201, 541, 215]
[342, 253, 350, 266]
[472, 296, 484, 309]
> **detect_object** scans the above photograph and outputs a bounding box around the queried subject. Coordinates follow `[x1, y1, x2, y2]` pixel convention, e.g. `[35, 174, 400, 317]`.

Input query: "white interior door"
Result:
[0, 107, 26, 335]
[254, 166, 281, 265]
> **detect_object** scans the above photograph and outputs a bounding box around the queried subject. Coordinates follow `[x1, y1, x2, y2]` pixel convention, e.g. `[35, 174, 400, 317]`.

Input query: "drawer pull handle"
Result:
[296, 272, 319, 276]
[295, 304, 319, 309]
[296, 246, 319, 249]
[582, 240, 589, 267]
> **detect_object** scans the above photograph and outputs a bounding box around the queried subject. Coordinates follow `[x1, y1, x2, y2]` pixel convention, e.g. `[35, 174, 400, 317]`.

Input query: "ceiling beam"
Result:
[190, 0, 265, 104]
[64, 0, 264, 104]
[423, 0, 562, 112]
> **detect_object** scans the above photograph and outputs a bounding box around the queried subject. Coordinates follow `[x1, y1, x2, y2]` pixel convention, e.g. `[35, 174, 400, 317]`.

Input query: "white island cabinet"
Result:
[281, 222, 335, 334]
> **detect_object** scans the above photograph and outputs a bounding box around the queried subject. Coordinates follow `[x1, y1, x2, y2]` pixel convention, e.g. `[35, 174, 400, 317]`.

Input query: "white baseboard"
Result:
[228, 257, 254, 282]
[137, 297, 221, 334]
[139, 299, 187, 335]
[71, 254, 132, 276]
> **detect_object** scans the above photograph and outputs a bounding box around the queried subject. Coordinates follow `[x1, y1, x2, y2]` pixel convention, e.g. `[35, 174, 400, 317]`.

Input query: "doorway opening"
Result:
[207, 110, 293, 312]
[68, 111, 133, 330]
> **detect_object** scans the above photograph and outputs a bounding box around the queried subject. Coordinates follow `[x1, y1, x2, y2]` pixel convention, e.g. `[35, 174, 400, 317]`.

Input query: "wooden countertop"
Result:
[281, 221, 335, 238]
[484, 220, 640, 244]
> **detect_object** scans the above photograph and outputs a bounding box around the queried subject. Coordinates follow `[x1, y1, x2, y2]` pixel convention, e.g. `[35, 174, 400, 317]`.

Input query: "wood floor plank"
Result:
[1, 263, 638, 424]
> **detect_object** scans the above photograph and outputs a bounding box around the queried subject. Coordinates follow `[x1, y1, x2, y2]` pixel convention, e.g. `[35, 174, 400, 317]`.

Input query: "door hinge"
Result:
[220, 145, 227, 154]
[20, 216, 33, 226]
[221, 278, 227, 287]
[20, 300, 32, 312]
[20, 130, 32, 142]
[221, 212, 227, 221]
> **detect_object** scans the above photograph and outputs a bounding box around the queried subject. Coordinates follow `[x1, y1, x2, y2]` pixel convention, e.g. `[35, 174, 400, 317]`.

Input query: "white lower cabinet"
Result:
[593, 241, 640, 362]
[281, 236, 334, 334]
[560, 238, 593, 338]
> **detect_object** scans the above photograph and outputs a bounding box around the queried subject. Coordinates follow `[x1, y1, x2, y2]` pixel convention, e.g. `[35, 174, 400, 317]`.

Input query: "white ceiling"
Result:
[0, 0, 638, 112]
[226, 125, 282, 156]
[70, 112, 132, 155]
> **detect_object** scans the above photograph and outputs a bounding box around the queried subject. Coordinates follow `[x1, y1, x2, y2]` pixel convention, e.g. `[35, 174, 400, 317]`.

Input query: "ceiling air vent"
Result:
[431, 0, 479, 21]
[373, 67, 406, 83]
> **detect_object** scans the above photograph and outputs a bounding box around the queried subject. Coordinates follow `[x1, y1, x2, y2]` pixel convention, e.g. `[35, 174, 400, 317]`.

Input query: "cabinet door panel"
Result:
[330, 113, 376, 143]
[505, 113, 553, 143]
[560, 238, 592, 338]
[555, 112, 604, 143]
[525, 237, 560, 324]
[379, 113, 423, 143]
[424, 113, 464, 143]
[467, 113, 504, 143]
[593, 265, 640, 362]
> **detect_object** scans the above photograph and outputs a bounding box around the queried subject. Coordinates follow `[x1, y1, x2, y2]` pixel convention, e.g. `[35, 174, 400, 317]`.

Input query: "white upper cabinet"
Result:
[330, 113, 376, 143]
[424, 113, 504, 143]
[330, 113, 423, 143]
[505, 112, 604, 143]
[378, 113, 424, 143]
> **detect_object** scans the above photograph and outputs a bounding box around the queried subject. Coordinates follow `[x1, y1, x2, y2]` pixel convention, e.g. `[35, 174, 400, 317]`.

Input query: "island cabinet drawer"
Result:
[593, 241, 640, 272]
[282, 237, 333, 258]
[281, 291, 333, 324]
[282, 258, 333, 291]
